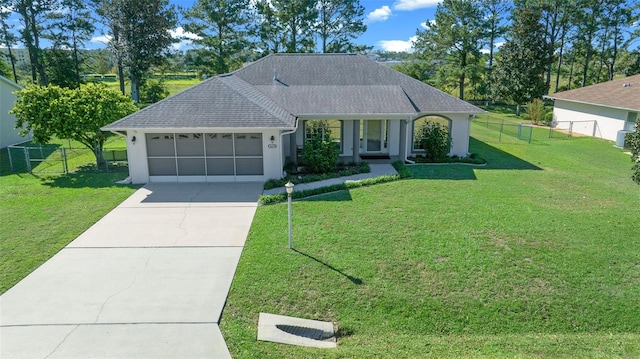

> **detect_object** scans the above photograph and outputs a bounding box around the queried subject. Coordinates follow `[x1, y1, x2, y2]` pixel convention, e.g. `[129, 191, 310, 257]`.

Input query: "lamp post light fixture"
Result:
[285, 181, 294, 249]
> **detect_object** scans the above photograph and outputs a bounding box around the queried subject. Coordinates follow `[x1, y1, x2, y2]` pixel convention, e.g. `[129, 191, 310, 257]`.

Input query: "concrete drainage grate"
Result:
[257, 313, 337, 348]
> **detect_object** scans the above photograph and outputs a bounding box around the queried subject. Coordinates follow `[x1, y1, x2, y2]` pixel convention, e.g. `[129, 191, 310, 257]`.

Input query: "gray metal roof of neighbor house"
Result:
[104, 53, 483, 131]
[545, 74, 640, 112]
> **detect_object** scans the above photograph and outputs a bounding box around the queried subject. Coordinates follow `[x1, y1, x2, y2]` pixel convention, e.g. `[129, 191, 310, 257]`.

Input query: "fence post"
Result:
[62, 148, 68, 174]
[24, 147, 31, 173]
[8, 146, 15, 172]
[569, 122, 573, 137]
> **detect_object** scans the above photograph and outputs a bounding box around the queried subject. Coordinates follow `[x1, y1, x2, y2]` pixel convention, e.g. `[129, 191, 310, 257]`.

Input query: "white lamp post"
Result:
[285, 181, 294, 249]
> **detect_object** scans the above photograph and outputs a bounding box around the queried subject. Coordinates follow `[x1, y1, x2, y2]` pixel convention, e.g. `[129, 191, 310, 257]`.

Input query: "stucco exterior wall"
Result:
[449, 113, 472, 157]
[1, 78, 27, 148]
[552, 100, 633, 141]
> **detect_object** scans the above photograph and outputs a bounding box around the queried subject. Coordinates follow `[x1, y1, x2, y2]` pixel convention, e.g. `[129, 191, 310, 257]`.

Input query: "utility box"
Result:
[616, 130, 632, 148]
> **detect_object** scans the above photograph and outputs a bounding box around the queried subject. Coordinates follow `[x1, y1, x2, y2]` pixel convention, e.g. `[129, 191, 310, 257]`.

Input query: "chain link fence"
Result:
[7, 144, 128, 174]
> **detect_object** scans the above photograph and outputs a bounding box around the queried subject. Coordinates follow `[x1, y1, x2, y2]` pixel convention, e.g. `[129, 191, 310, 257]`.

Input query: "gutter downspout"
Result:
[279, 119, 299, 178]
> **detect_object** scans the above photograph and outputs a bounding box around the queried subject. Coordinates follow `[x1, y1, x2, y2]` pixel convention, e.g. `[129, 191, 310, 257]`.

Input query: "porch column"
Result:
[352, 119, 360, 163]
[289, 131, 297, 165]
[399, 119, 407, 162]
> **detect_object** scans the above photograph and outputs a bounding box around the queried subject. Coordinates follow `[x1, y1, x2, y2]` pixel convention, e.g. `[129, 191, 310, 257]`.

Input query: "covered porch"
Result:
[282, 114, 472, 166]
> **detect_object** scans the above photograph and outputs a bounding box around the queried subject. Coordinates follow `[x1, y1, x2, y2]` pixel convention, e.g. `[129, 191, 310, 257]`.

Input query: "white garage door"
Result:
[146, 133, 264, 182]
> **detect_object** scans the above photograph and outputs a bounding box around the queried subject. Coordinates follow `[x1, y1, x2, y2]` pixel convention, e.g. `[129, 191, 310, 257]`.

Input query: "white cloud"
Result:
[169, 27, 202, 51]
[90, 35, 112, 45]
[420, 19, 435, 29]
[494, 41, 505, 48]
[170, 27, 201, 41]
[393, 0, 442, 11]
[366, 6, 392, 23]
[378, 36, 418, 52]
[480, 49, 490, 54]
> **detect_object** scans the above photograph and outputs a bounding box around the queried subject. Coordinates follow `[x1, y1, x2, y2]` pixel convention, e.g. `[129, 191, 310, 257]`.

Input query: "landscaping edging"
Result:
[258, 174, 401, 205]
[408, 162, 488, 167]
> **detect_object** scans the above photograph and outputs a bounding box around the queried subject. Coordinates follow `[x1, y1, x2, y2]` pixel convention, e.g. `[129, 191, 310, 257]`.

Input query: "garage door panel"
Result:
[177, 158, 206, 175]
[234, 133, 262, 156]
[206, 158, 235, 175]
[235, 158, 263, 175]
[148, 158, 177, 176]
[146, 134, 175, 156]
[176, 133, 204, 156]
[206, 133, 233, 156]
[147, 132, 264, 180]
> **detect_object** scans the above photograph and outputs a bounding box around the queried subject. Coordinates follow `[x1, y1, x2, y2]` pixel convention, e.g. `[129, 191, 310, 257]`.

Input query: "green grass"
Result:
[220, 121, 640, 357]
[102, 78, 200, 97]
[0, 148, 139, 294]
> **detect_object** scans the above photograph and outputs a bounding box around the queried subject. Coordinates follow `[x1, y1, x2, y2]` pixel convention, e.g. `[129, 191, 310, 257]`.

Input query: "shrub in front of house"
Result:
[629, 119, 640, 184]
[301, 134, 340, 173]
[418, 121, 451, 161]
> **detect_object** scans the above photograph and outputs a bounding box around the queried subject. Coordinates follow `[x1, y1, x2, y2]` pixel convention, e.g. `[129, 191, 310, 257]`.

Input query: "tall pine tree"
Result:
[182, 0, 251, 75]
[316, 0, 367, 53]
[490, 3, 549, 115]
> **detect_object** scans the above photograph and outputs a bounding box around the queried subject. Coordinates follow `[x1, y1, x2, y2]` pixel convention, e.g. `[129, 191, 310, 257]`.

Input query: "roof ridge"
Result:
[218, 75, 296, 127]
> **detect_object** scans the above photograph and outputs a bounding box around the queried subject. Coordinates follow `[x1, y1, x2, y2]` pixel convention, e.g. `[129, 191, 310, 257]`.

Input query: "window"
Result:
[304, 120, 342, 153]
[413, 116, 451, 151]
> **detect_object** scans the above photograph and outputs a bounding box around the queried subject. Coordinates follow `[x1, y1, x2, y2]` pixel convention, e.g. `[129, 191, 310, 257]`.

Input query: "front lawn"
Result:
[0, 149, 138, 294]
[220, 122, 640, 357]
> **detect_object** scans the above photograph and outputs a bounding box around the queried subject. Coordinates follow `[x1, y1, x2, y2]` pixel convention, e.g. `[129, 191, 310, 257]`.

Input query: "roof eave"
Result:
[100, 125, 296, 132]
[545, 96, 640, 113]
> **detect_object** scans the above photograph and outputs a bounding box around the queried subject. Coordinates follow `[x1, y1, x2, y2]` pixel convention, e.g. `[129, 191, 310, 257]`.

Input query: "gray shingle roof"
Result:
[104, 75, 296, 130]
[545, 74, 640, 111]
[104, 53, 483, 131]
[254, 85, 417, 114]
[235, 54, 483, 114]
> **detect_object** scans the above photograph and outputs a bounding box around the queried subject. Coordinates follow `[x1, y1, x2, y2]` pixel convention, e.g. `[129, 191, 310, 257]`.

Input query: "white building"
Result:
[103, 54, 484, 184]
[0, 75, 27, 148]
[545, 75, 640, 145]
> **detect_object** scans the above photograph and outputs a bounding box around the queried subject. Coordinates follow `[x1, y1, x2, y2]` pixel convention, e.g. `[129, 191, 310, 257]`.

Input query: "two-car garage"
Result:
[145, 132, 264, 182]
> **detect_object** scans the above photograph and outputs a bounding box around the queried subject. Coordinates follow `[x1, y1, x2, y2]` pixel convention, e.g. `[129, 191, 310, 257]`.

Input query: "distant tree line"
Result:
[403, 0, 639, 109]
[2, 0, 639, 109]
[0, 0, 369, 104]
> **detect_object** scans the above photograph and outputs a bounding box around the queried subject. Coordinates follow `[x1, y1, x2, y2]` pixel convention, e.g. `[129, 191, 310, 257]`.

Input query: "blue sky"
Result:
[157, 0, 440, 52]
[2, 0, 439, 52]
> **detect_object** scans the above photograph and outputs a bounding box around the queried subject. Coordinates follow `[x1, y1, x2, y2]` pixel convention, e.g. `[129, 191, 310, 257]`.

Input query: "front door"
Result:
[361, 120, 388, 153]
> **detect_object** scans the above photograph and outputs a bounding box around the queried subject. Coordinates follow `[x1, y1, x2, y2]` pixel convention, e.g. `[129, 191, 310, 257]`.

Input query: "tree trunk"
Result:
[459, 52, 466, 100]
[93, 144, 106, 168]
[130, 70, 140, 105]
[581, 31, 593, 87]
[554, 23, 567, 93]
[117, 61, 125, 95]
[1, 22, 18, 82]
[72, 34, 81, 88]
[516, 103, 521, 117]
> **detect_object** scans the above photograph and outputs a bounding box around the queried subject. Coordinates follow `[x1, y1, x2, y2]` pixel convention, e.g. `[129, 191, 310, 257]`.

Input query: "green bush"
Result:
[628, 119, 640, 184]
[301, 134, 340, 173]
[525, 98, 546, 125]
[543, 111, 554, 125]
[140, 79, 169, 104]
[418, 122, 451, 161]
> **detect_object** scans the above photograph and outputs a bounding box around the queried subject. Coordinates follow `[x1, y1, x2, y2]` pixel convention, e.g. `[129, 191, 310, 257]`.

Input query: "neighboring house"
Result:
[0, 75, 27, 149]
[545, 74, 640, 144]
[103, 53, 484, 184]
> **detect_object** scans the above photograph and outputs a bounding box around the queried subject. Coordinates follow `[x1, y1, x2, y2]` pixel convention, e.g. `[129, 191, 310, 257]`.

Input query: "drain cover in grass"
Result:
[257, 313, 336, 348]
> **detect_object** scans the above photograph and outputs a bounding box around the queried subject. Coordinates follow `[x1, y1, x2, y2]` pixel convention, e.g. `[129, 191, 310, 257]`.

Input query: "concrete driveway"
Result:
[1, 183, 263, 358]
